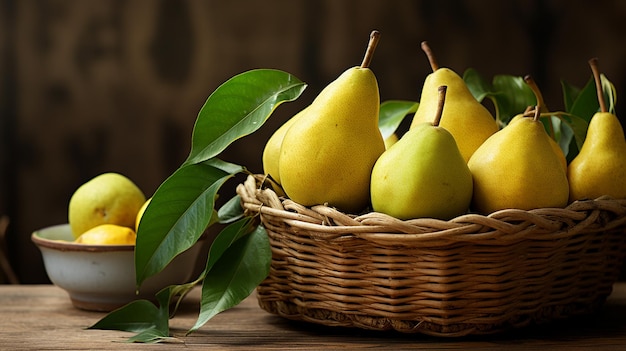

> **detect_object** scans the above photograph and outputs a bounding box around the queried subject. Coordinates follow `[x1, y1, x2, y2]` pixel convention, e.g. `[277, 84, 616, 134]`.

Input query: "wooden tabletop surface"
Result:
[1, 283, 626, 350]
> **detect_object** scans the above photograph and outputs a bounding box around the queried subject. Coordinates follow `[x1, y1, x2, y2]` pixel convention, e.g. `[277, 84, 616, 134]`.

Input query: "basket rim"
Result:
[237, 174, 626, 244]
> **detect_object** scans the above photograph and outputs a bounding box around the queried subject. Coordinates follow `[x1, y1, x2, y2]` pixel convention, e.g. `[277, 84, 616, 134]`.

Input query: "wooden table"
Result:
[1, 283, 626, 350]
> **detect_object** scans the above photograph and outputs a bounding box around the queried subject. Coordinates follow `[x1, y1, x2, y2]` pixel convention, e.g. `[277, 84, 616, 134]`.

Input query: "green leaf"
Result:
[188, 223, 271, 334]
[184, 69, 306, 166]
[463, 68, 494, 102]
[561, 80, 581, 112]
[562, 114, 589, 147]
[204, 158, 248, 174]
[491, 74, 536, 125]
[217, 195, 245, 224]
[463, 70, 535, 126]
[127, 328, 176, 344]
[88, 300, 163, 333]
[378, 100, 418, 139]
[601, 74, 617, 114]
[89, 286, 174, 343]
[561, 77, 599, 160]
[135, 160, 243, 287]
[204, 217, 254, 275]
[554, 112, 590, 161]
[568, 77, 599, 123]
[559, 120, 575, 159]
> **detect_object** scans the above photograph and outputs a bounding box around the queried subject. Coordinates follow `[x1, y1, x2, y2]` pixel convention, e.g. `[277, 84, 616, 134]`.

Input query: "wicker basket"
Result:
[236, 174, 626, 337]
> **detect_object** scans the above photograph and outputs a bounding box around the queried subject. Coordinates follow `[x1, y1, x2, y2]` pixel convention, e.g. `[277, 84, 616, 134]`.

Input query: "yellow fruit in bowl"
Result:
[74, 224, 137, 245]
[135, 198, 151, 232]
[68, 173, 146, 239]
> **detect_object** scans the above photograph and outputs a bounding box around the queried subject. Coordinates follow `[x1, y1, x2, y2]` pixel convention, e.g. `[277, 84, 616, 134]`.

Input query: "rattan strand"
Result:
[237, 174, 626, 336]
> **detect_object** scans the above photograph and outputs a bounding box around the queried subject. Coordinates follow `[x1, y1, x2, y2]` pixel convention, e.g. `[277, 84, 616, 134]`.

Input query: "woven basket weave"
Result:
[236, 174, 626, 337]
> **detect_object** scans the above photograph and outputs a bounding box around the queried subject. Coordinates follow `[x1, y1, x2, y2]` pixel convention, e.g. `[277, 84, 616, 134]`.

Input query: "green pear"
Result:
[410, 42, 499, 162]
[568, 58, 626, 201]
[278, 31, 385, 213]
[468, 107, 569, 214]
[262, 108, 306, 184]
[371, 86, 473, 220]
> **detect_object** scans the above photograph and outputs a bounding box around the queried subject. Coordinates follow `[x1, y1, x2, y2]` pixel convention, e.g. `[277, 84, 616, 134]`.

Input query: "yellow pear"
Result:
[510, 113, 567, 172]
[262, 108, 306, 184]
[410, 42, 499, 162]
[568, 58, 626, 201]
[68, 173, 146, 238]
[278, 31, 385, 213]
[371, 86, 473, 220]
[468, 107, 569, 214]
[507, 76, 567, 171]
[74, 224, 136, 245]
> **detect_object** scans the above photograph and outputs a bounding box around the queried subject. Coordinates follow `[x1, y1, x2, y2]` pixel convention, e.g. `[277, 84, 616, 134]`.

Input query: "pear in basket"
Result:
[507, 108, 567, 172]
[568, 58, 626, 201]
[262, 107, 306, 185]
[409, 41, 498, 163]
[370, 86, 473, 220]
[468, 106, 569, 214]
[515, 75, 567, 171]
[278, 31, 385, 213]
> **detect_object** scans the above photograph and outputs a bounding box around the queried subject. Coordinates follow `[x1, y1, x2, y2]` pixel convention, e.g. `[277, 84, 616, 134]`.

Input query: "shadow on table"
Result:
[169, 287, 626, 349]
[255, 303, 626, 345]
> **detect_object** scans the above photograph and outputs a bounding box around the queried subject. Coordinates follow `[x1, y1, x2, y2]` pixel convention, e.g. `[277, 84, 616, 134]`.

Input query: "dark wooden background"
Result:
[2, 0, 626, 283]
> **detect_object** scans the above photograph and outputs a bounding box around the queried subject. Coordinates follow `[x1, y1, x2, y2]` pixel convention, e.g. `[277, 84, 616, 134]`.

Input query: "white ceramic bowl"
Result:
[32, 223, 207, 312]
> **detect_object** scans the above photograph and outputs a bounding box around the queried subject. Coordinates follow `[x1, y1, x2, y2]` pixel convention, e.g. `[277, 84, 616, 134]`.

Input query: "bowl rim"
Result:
[31, 224, 135, 252]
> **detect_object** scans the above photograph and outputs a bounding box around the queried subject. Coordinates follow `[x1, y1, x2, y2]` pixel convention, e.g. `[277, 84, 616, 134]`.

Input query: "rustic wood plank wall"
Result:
[1, 0, 625, 283]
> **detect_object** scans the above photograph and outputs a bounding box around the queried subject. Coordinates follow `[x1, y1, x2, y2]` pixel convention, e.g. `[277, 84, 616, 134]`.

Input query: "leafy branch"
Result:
[89, 69, 306, 343]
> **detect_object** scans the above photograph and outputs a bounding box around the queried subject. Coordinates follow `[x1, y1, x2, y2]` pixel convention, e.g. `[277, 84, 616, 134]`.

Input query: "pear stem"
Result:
[589, 57, 608, 113]
[533, 105, 540, 122]
[432, 85, 447, 127]
[523, 75, 546, 112]
[421, 41, 439, 72]
[360, 30, 380, 69]
[524, 74, 556, 139]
